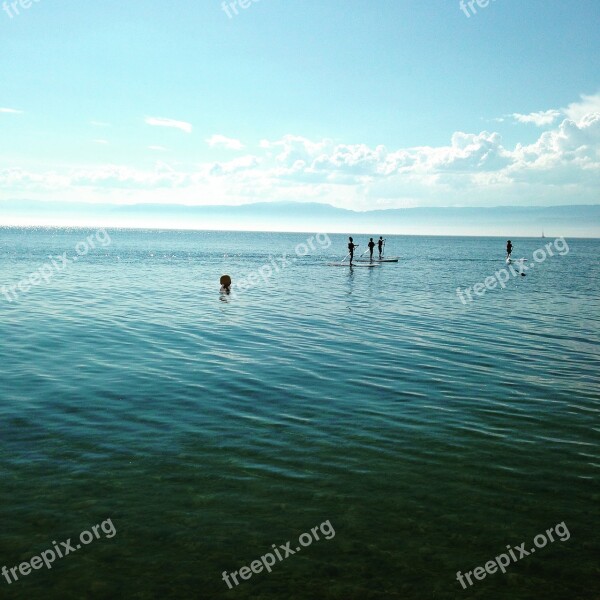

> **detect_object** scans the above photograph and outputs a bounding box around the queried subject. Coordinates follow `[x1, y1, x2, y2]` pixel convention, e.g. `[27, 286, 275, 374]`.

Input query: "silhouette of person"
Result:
[220, 274, 232, 294]
[348, 237, 358, 265]
[368, 238, 375, 261]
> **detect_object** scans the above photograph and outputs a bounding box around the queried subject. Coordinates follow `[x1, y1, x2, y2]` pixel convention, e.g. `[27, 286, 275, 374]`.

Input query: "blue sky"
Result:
[1, 0, 599, 213]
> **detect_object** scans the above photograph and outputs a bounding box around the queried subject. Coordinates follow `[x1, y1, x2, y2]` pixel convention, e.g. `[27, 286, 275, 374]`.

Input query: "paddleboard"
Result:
[327, 262, 380, 268]
[356, 256, 399, 263]
[506, 257, 528, 264]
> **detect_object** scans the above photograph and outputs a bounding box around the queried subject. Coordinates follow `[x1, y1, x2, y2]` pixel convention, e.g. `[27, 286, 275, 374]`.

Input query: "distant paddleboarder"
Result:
[506, 240, 513, 260]
[378, 236, 385, 259]
[368, 238, 375, 261]
[348, 237, 358, 265]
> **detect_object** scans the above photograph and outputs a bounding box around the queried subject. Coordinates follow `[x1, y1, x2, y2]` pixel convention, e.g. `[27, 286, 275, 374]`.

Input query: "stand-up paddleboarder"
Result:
[368, 238, 376, 261]
[348, 237, 359, 265]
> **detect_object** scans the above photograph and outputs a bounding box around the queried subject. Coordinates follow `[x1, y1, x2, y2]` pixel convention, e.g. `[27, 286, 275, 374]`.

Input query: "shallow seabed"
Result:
[0, 229, 598, 599]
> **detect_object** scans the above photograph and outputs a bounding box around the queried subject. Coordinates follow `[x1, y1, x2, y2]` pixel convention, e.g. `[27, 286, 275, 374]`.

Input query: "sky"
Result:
[0, 0, 599, 216]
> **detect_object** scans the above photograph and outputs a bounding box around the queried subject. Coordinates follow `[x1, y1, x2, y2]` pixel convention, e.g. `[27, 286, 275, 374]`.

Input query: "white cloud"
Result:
[505, 93, 600, 128]
[511, 110, 562, 126]
[155, 161, 176, 173]
[206, 134, 244, 150]
[149, 145, 169, 152]
[206, 155, 260, 176]
[145, 116, 192, 133]
[563, 92, 600, 123]
[509, 112, 600, 184]
[69, 165, 188, 189]
[90, 120, 111, 127]
[269, 135, 332, 166]
[0, 107, 23, 114]
[93, 139, 109, 145]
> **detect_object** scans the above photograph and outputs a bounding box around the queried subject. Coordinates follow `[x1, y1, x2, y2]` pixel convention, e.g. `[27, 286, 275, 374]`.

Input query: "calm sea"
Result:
[0, 228, 598, 600]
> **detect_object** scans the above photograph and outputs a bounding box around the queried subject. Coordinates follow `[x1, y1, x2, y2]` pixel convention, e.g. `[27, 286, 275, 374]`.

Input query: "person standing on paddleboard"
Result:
[506, 240, 513, 259]
[378, 236, 385, 259]
[348, 237, 358, 265]
[368, 238, 376, 261]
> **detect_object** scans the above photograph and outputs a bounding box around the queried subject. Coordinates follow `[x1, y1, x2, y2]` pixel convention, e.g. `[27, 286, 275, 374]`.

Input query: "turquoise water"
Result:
[0, 228, 598, 599]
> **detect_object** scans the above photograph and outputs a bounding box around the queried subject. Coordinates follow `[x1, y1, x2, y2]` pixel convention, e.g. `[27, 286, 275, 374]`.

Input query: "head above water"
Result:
[349, 237, 353, 241]
[370, 237, 373, 241]
[220, 274, 232, 289]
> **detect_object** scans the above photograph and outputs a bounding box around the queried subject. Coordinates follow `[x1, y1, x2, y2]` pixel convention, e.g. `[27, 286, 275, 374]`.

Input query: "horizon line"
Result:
[2, 199, 600, 212]
[1, 223, 597, 240]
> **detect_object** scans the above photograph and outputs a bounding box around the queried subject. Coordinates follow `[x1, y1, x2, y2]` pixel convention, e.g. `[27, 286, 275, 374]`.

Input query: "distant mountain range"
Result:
[1, 200, 599, 237]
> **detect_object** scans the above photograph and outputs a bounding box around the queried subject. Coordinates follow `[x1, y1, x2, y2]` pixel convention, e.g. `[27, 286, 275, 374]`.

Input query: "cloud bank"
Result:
[2, 94, 599, 210]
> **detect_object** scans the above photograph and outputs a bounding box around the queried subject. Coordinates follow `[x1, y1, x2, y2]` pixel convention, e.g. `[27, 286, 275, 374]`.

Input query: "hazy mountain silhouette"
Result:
[1, 200, 598, 237]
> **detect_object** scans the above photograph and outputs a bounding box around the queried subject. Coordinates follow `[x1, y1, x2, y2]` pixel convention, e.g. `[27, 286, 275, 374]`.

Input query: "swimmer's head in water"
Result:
[220, 275, 232, 288]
